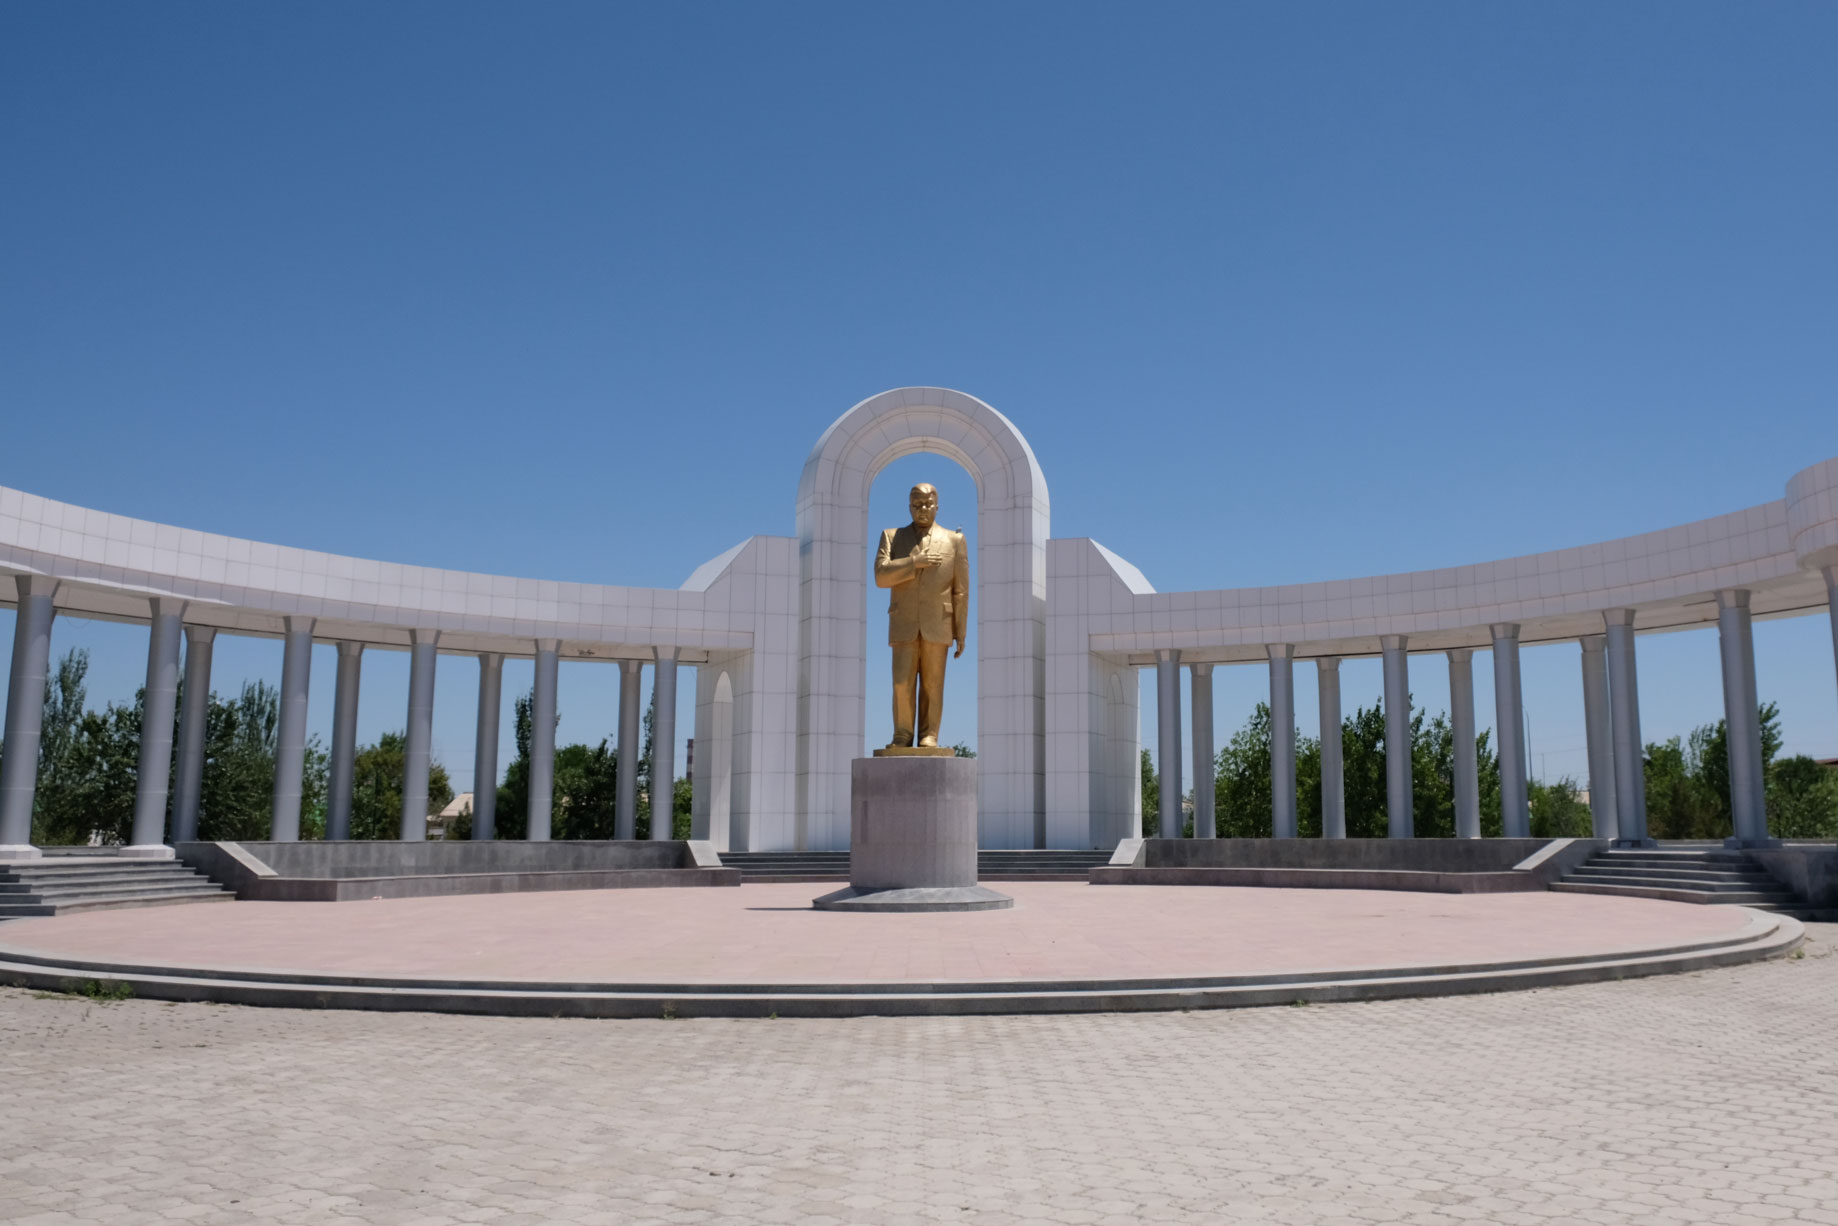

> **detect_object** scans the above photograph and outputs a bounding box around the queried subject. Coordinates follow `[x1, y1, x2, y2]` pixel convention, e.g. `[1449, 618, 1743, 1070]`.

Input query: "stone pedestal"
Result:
[812, 756, 1012, 912]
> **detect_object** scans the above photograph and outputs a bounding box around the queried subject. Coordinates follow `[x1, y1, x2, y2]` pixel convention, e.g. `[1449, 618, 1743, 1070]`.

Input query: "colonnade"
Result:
[0, 577, 685, 859]
[1149, 583, 1838, 848]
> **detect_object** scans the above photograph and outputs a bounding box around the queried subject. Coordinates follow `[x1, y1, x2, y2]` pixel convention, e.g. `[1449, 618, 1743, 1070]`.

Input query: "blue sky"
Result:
[3, 3, 1836, 794]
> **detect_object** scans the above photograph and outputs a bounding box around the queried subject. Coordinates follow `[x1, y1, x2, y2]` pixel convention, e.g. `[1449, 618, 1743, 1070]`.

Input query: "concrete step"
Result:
[1597, 852, 1755, 868]
[0, 870, 212, 893]
[1565, 872, 1786, 894]
[0, 889, 233, 918]
[20, 878, 227, 902]
[1568, 866, 1780, 887]
[1550, 881, 1798, 906]
[1, 863, 201, 882]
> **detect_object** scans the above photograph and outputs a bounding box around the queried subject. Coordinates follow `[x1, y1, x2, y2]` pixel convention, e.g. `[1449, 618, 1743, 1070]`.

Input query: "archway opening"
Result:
[863, 455, 980, 757]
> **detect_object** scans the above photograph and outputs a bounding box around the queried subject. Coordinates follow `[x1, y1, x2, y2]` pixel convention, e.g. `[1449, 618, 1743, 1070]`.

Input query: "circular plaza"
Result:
[0, 882, 1802, 1017]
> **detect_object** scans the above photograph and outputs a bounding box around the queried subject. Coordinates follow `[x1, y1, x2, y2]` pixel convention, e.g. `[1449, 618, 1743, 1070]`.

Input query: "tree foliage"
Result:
[1644, 703, 1837, 840]
[347, 731, 453, 841]
[0, 649, 330, 846]
[466, 687, 689, 841]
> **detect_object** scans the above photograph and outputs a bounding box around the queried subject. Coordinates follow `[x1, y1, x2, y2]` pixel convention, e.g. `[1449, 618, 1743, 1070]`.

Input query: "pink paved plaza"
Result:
[0, 883, 1752, 986]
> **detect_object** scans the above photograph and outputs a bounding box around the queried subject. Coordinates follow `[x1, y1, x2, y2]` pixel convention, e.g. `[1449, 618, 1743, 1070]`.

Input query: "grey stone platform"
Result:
[0, 909, 1801, 1019]
[812, 884, 1013, 912]
[814, 755, 1011, 912]
[177, 839, 737, 901]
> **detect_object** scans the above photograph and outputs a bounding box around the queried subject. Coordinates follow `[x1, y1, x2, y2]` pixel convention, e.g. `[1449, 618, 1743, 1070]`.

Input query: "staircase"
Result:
[1552, 846, 1802, 911]
[0, 852, 235, 919]
[720, 849, 1112, 884]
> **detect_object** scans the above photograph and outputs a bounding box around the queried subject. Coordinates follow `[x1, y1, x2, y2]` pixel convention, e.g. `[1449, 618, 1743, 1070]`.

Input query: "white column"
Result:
[1155, 648, 1183, 838]
[650, 647, 679, 840]
[472, 652, 502, 840]
[1188, 663, 1214, 839]
[1448, 648, 1481, 839]
[0, 576, 58, 860]
[398, 631, 439, 841]
[1603, 609, 1652, 846]
[125, 598, 185, 858]
[170, 624, 215, 845]
[325, 641, 362, 841]
[269, 616, 315, 842]
[1716, 590, 1774, 848]
[616, 658, 643, 841]
[1268, 645, 1296, 839]
[1382, 635, 1413, 839]
[1579, 636, 1618, 841]
[1317, 658, 1344, 839]
[1826, 566, 1838, 710]
[528, 639, 559, 841]
[1491, 623, 1529, 839]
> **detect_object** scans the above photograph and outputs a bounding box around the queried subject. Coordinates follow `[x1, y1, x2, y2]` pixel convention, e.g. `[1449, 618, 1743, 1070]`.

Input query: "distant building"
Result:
[429, 793, 473, 841]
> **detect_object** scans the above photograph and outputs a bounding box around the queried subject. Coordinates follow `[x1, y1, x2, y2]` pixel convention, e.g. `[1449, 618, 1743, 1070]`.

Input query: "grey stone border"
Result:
[0, 910, 1801, 1019]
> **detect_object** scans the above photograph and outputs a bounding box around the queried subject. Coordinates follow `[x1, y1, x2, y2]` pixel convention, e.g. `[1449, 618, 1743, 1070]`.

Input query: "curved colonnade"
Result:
[1, 388, 1835, 857]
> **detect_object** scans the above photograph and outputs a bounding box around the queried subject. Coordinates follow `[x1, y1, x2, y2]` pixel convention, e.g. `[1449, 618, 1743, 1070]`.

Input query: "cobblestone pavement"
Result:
[2, 923, 1834, 1226]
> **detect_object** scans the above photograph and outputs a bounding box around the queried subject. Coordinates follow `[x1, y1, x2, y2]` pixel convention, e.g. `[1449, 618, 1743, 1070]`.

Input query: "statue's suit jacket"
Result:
[874, 523, 968, 647]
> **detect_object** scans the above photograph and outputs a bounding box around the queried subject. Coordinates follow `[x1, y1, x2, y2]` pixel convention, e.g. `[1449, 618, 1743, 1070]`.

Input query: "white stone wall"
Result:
[794, 388, 1050, 851]
[3, 416, 1834, 855]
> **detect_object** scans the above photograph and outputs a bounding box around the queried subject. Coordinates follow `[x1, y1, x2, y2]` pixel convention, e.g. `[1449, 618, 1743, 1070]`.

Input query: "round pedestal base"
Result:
[811, 884, 1014, 912]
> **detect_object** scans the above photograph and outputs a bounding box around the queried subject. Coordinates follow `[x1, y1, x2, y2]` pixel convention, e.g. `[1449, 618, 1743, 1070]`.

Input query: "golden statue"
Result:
[874, 483, 968, 749]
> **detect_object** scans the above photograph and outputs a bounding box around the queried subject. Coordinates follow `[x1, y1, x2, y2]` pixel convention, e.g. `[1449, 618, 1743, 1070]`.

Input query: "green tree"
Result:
[9, 651, 327, 845]
[197, 680, 328, 841]
[346, 731, 453, 840]
[1766, 756, 1838, 839]
[1529, 776, 1592, 838]
[1139, 747, 1157, 832]
[1202, 695, 1500, 839]
[494, 691, 535, 840]
[1215, 703, 1273, 838]
[554, 739, 620, 839]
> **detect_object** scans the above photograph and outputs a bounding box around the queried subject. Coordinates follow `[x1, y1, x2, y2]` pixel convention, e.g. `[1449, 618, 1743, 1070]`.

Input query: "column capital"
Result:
[183, 623, 218, 646]
[1315, 655, 1341, 674]
[1715, 588, 1751, 611]
[535, 637, 561, 654]
[409, 629, 440, 647]
[478, 650, 503, 668]
[1380, 634, 1408, 651]
[147, 597, 187, 620]
[1488, 622, 1521, 641]
[1187, 661, 1213, 678]
[654, 644, 679, 663]
[1602, 608, 1636, 629]
[619, 656, 644, 676]
[336, 639, 365, 659]
[1823, 563, 1838, 587]
[1266, 643, 1295, 662]
[1580, 634, 1607, 653]
[1446, 647, 1474, 664]
[14, 574, 59, 600]
[1155, 647, 1181, 664]
[282, 614, 316, 636]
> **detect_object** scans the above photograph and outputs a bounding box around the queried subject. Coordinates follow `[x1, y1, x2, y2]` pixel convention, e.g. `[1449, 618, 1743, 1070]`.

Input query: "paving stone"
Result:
[0, 923, 1833, 1224]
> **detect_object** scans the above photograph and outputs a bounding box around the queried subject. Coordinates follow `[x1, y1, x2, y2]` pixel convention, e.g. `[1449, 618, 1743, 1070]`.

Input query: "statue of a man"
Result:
[874, 483, 968, 748]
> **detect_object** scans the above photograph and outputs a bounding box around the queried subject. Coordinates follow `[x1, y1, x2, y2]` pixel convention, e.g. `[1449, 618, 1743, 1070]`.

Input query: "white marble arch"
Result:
[794, 387, 1051, 850]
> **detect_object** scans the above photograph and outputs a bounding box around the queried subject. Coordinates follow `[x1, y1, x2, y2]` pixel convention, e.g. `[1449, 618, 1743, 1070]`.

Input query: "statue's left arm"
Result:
[952, 531, 968, 657]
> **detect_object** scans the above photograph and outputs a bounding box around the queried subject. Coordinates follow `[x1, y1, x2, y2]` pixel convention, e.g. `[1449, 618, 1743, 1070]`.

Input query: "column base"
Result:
[1724, 836, 1783, 850]
[0, 844, 43, 862]
[813, 885, 1013, 912]
[1612, 837, 1658, 849]
[119, 844, 176, 860]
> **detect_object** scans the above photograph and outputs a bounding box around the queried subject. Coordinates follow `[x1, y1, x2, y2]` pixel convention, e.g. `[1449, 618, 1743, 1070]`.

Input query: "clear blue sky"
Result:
[3, 3, 1836, 793]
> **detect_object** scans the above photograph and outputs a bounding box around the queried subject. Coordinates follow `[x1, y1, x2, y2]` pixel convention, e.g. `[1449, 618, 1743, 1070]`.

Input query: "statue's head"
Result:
[909, 483, 938, 530]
